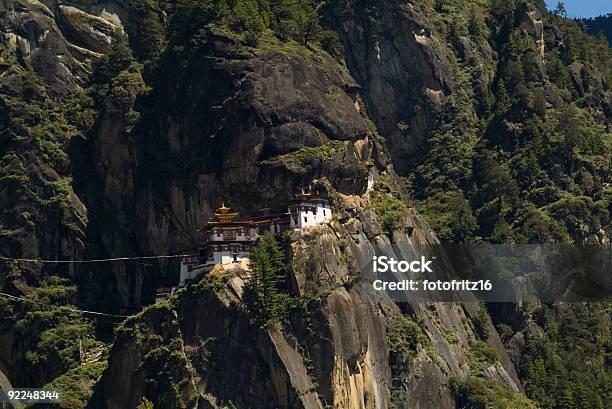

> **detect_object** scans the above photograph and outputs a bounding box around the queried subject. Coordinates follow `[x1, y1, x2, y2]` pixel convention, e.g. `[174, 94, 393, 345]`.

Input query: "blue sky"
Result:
[546, 0, 611, 18]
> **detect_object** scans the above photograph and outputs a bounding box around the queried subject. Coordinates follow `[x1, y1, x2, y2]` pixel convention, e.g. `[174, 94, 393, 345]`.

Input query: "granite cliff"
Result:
[0, 0, 609, 408]
[90, 186, 525, 408]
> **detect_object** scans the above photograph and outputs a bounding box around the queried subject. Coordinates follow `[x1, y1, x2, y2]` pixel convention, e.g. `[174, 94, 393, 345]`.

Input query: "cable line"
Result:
[0, 254, 189, 264]
[0, 291, 129, 319]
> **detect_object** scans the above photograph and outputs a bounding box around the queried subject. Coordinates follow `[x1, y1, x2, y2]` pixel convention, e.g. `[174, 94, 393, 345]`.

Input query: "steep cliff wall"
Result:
[0, 1, 609, 407]
[91, 187, 526, 409]
[330, 0, 456, 175]
[72, 27, 383, 310]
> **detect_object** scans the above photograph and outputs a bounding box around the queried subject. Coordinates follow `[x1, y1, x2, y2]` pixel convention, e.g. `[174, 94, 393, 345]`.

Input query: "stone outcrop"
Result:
[0, 0, 127, 91]
[332, 2, 455, 174]
[91, 189, 522, 409]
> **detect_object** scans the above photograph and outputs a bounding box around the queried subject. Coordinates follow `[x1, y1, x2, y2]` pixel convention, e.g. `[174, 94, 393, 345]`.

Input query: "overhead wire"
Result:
[0, 291, 129, 319]
[0, 254, 189, 264]
[0, 253, 188, 319]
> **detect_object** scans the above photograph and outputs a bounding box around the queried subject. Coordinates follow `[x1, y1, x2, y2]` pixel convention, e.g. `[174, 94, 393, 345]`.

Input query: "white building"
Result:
[178, 187, 333, 287]
[179, 204, 259, 286]
[288, 188, 332, 229]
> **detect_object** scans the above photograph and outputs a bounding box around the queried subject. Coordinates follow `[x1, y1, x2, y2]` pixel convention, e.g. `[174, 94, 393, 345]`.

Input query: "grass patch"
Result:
[261, 140, 347, 173]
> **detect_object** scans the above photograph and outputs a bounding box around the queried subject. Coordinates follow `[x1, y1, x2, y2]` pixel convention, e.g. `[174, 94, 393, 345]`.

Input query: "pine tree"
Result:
[233, 0, 266, 46]
[291, 1, 320, 45]
[495, 79, 511, 114]
[92, 30, 135, 85]
[246, 233, 292, 327]
[554, 2, 567, 18]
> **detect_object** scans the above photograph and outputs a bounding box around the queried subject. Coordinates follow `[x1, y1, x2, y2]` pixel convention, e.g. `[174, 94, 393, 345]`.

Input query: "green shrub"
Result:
[418, 191, 477, 242]
[44, 361, 107, 409]
[13, 277, 103, 381]
[471, 341, 498, 365]
[371, 180, 407, 237]
[473, 305, 491, 340]
[387, 316, 426, 362]
[451, 376, 538, 409]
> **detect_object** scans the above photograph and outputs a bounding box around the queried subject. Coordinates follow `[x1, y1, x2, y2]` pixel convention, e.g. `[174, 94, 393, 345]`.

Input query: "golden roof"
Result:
[213, 203, 239, 223]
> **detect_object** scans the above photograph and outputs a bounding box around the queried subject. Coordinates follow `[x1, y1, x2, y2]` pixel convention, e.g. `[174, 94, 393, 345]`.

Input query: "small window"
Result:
[304, 217, 308, 223]
[323, 210, 326, 216]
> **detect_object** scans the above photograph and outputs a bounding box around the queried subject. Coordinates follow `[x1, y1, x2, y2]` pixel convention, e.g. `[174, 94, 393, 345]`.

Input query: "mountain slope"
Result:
[0, 1, 609, 409]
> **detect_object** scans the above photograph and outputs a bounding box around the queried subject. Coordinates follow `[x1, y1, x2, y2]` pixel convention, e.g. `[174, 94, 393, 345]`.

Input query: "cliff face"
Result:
[0, 0, 168, 391]
[0, 0, 609, 408]
[333, 1, 456, 175]
[75, 28, 383, 310]
[0, 0, 124, 92]
[91, 190, 523, 409]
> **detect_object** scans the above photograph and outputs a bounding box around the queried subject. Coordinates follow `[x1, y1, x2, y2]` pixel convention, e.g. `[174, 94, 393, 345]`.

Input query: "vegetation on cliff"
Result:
[451, 375, 537, 409]
[0, 274, 105, 394]
[408, 0, 611, 245]
[245, 233, 294, 327]
[578, 13, 612, 46]
[171, 0, 330, 48]
[0, 0, 610, 408]
[518, 303, 611, 409]
[0, 47, 92, 259]
[370, 178, 409, 237]
[43, 361, 108, 409]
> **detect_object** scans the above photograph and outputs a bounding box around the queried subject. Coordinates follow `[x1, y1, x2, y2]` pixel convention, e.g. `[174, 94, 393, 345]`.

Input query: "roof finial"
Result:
[213, 203, 238, 222]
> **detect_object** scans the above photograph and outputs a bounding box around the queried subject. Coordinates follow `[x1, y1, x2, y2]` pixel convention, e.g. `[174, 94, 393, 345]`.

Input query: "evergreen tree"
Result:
[245, 233, 293, 327]
[468, 7, 484, 38]
[91, 30, 135, 86]
[554, 2, 567, 18]
[233, 0, 267, 46]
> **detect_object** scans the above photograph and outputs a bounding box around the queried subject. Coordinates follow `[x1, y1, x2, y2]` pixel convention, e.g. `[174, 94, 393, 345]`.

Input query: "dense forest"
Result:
[578, 13, 612, 46]
[0, 0, 610, 408]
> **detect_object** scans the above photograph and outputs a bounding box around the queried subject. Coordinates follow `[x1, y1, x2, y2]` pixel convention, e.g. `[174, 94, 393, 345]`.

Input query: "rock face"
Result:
[332, 2, 455, 174]
[0, 0, 164, 92]
[0, 0, 163, 390]
[0, 0, 126, 91]
[76, 30, 381, 310]
[91, 190, 522, 409]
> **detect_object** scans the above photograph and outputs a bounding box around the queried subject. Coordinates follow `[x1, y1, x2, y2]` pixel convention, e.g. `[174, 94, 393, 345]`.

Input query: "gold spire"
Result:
[213, 203, 239, 223]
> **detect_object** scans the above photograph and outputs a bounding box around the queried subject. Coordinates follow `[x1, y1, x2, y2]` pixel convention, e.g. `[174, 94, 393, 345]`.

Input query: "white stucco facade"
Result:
[367, 170, 375, 191]
[289, 201, 332, 229]
[179, 251, 251, 286]
[177, 193, 333, 288]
